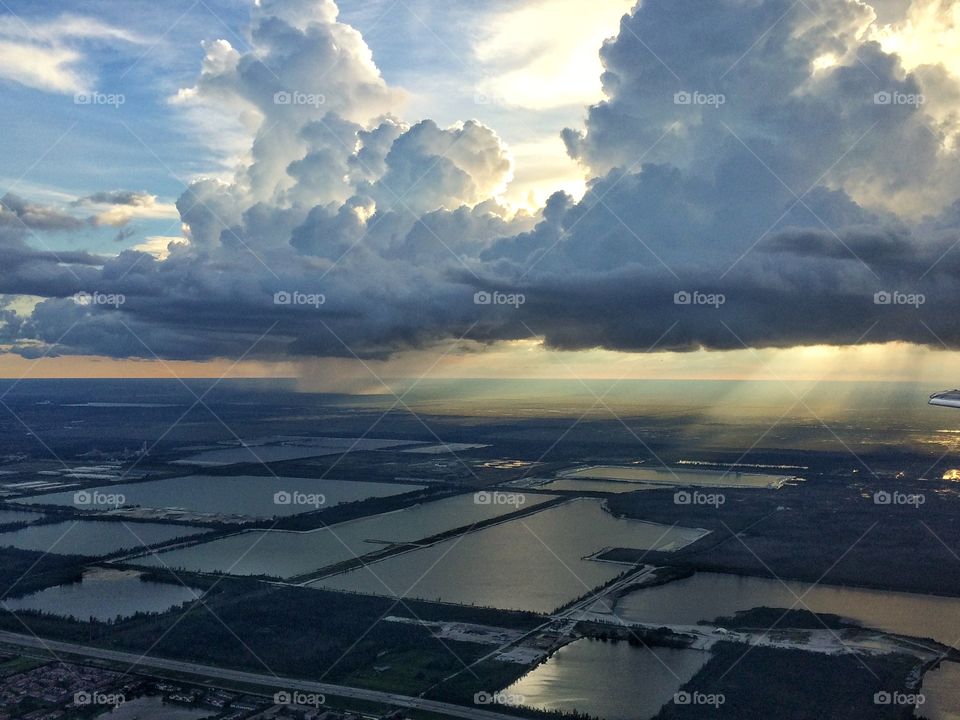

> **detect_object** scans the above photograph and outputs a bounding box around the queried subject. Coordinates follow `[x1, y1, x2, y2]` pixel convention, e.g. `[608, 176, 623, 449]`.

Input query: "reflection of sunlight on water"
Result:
[918, 436, 960, 449]
[943, 469, 960, 481]
[918, 661, 960, 720]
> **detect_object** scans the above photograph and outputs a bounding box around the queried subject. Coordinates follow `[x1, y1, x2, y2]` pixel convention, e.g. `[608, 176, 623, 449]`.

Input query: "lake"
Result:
[0, 520, 208, 556]
[2, 567, 200, 621]
[134, 492, 558, 578]
[561, 466, 791, 488]
[501, 638, 711, 720]
[94, 695, 214, 719]
[918, 661, 960, 719]
[18, 475, 426, 519]
[311, 499, 709, 612]
[613, 571, 960, 648]
[0, 509, 44, 525]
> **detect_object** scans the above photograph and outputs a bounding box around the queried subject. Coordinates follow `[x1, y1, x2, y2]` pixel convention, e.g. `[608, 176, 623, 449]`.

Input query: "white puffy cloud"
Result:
[562, 0, 960, 218]
[367, 119, 513, 214]
[173, 0, 403, 206]
[7, 0, 960, 363]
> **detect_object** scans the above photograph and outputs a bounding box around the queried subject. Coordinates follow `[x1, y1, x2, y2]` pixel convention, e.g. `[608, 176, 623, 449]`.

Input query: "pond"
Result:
[3, 567, 200, 622]
[18, 475, 426, 519]
[501, 638, 711, 720]
[613, 571, 960, 648]
[94, 695, 214, 719]
[311, 499, 708, 613]
[0, 520, 208, 556]
[135, 492, 558, 578]
[0, 509, 44, 525]
[917, 661, 960, 719]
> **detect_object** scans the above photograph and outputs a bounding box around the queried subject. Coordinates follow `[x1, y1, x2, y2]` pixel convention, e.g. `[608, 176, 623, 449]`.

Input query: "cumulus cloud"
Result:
[366, 119, 512, 214]
[172, 0, 403, 206]
[6, 0, 960, 362]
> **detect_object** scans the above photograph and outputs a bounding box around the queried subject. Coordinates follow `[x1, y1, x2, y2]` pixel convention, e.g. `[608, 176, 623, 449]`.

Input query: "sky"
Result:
[2, 0, 960, 385]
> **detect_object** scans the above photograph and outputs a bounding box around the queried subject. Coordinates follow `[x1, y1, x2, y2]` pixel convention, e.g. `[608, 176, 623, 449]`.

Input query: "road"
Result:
[554, 564, 656, 620]
[0, 630, 521, 720]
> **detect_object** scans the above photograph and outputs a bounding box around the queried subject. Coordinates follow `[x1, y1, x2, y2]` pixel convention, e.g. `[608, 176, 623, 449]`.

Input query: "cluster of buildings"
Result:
[156, 681, 268, 718]
[0, 656, 134, 720]
[0, 654, 409, 720]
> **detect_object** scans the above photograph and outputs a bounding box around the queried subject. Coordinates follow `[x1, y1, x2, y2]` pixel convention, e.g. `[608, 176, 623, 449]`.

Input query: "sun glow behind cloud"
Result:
[289, 341, 960, 391]
[473, 0, 635, 110]
[874, 0, 960, 78]
[6, 0, 960, 384]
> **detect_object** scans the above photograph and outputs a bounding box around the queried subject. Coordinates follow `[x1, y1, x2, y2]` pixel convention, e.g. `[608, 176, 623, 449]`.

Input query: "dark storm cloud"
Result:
[5, 0, 960, 361]
[0, 196, 107, 299]
[72, 190, 154, 207]
[1, 193, 83, 232]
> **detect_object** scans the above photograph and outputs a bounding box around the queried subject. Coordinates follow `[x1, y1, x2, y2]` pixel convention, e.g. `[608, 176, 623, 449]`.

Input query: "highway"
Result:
[0, 630, 521, 720]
